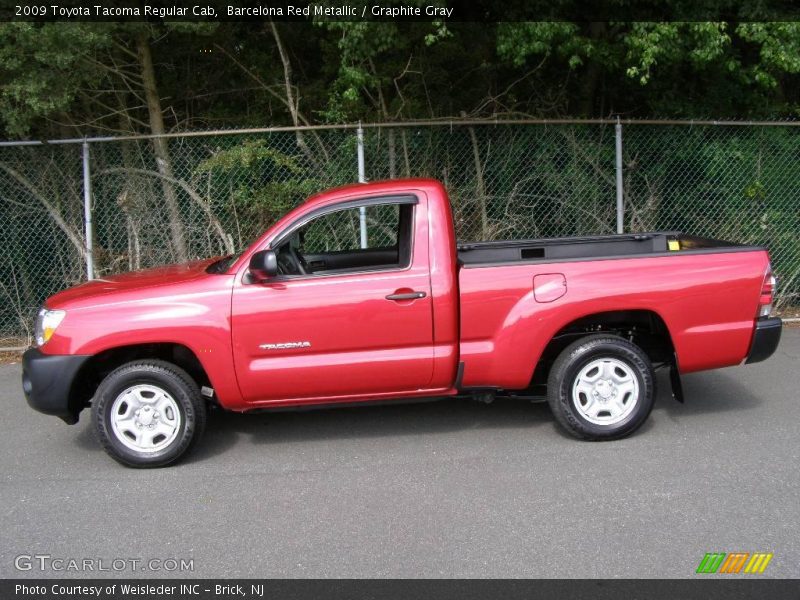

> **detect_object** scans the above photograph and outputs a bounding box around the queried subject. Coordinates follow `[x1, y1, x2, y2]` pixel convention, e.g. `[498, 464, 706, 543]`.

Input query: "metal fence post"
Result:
[81, 140, 95, 280]
[615, 118, 624, 234]
[356, 122, 368, 248]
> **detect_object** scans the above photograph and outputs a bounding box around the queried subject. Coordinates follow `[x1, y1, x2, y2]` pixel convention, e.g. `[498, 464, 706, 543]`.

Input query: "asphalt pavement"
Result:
[1, 330, 798, 579]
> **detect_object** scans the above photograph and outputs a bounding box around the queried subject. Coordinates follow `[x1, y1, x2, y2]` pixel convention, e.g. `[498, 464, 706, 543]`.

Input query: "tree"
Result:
[0, 23, 111, 136]
[496, 21, 800, 117]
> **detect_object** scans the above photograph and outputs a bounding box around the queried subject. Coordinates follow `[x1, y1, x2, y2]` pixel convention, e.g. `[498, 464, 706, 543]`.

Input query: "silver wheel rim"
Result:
[571, 357, 639, 426]
[110, 384, 182, 453]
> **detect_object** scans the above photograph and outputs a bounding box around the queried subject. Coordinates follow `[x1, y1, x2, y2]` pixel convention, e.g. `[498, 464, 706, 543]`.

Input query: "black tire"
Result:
[92, 360, 206, 468]
[547, 335, 655, 440]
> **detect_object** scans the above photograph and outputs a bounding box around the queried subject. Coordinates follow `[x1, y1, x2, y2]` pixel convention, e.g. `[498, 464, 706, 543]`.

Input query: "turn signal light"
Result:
[758, 266, 776, 318]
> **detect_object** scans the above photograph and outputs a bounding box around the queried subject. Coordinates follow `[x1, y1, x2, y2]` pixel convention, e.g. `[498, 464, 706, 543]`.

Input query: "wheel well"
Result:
[68, 343, 211, 414]
[529, 310, 675, 387]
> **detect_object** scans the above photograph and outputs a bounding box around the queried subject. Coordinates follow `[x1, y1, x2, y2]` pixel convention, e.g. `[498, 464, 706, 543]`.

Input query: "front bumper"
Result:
[22, 348, 90, 424]
[746, 317, 782, 364]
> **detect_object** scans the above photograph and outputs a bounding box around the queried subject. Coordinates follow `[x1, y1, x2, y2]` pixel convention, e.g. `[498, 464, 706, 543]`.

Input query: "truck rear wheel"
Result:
[92, 360, 206, 468]
[547, 335, 655, 440]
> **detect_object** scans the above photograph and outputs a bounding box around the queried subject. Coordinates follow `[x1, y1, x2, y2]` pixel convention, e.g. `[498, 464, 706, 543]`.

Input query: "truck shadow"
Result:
[72, 369, 764, 463]
[190, 369, 762, 462]
[188, 397, 555, 463]
[652, 369, 763, 416]
[71, 395, 555, 462]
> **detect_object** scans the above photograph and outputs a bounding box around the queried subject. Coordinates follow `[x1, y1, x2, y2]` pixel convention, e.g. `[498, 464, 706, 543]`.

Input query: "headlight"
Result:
[35, 307, 66, 346]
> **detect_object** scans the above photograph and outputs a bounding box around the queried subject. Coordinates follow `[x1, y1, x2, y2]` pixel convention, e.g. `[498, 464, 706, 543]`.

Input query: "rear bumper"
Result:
[22, 348, 90, 424]
[746, 317, 782, 364]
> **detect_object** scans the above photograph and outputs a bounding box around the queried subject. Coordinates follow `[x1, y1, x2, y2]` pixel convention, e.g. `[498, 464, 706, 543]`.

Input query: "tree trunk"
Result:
[268, 21, 325, 173]
[118, 111, 145, 271]
[136, 32, 188, 263]
[374, 78, 397, 179]
[463, 113, 489, 240]
[576, 22, 606, 117]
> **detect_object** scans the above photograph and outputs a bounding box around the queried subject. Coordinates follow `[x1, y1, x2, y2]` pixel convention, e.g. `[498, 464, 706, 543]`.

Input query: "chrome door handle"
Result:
[385, 291, 427, 301]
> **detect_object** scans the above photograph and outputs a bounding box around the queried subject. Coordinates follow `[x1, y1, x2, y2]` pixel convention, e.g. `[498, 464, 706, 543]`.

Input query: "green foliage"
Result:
[737, 23, 800, 87]
[496, 21, 800, 116]
[3, 20, 800, 137]
[0, 22, 221, 137]
[315, 19, 451, 121]
[624, 22, 729, 84]
[195, 138, 320, 234]
[196, 139, 304, 175]
[0, 23, 111, 136]
[497, 22, 584, 68]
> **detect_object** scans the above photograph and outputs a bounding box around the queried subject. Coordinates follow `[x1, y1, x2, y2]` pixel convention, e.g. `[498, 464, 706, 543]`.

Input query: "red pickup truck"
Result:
[22, 179, 782, 467]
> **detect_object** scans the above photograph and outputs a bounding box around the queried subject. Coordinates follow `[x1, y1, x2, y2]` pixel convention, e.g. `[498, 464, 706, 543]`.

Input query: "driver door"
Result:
[231, 196, 435, 404]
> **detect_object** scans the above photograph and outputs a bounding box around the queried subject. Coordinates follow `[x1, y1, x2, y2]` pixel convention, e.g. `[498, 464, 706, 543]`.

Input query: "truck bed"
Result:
[457, 232, 753, 266]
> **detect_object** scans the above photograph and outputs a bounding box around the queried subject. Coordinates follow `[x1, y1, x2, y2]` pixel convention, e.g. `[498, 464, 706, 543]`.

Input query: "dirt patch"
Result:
[0, 351, 23, 365]
[776, 307, 800, 327]
[0, 337, 28, 364]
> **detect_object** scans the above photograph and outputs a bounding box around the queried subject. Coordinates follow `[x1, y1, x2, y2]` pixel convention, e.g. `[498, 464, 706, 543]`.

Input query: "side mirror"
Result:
[249, 250, 278, 280]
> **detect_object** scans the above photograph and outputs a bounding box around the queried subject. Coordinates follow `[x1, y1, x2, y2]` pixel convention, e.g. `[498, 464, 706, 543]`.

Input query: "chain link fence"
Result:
[1, 120, 799, 346]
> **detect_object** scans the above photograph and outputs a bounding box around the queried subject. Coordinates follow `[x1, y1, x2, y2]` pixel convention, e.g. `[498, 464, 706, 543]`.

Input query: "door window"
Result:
[273, 202, 413, 276]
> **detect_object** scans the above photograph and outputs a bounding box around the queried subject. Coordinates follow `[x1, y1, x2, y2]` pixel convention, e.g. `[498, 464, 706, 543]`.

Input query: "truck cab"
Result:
[228, 181, 460, 405]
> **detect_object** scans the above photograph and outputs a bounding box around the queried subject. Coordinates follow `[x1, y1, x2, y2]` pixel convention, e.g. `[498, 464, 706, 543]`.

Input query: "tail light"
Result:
[758, 265, 776, 318]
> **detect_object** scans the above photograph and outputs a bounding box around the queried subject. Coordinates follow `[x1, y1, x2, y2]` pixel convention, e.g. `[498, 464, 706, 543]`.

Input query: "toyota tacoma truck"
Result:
[22, 179, 782, 467]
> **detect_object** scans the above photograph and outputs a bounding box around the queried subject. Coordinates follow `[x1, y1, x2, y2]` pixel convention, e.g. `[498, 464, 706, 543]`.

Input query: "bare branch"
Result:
[98, 166, 234, 254]
[0, 163, 86, 259]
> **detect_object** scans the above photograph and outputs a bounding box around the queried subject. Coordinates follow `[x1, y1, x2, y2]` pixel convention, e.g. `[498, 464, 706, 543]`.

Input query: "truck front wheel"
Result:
[547, 335, 655, 440]
[91, 360, 206, 467]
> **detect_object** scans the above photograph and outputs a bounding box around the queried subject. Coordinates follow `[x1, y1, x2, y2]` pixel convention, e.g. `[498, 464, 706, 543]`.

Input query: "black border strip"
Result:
[2, 579, 799, 600]
[6, 0, 800, 22]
